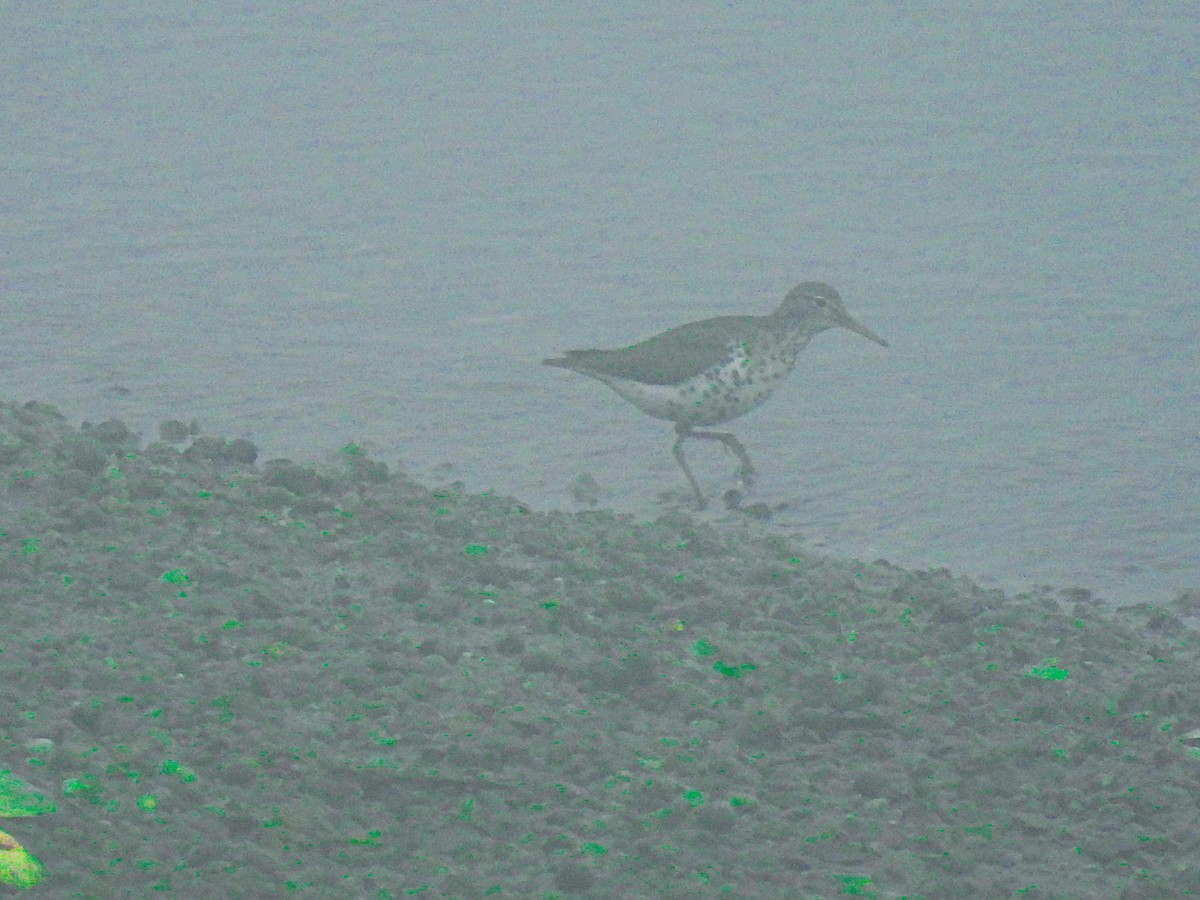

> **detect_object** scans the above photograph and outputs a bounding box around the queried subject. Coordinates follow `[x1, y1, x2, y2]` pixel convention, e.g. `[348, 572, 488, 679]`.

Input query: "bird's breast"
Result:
[592, 340, 803, 427]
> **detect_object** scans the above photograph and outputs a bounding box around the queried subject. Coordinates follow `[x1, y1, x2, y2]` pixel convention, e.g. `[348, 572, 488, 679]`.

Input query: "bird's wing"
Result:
[552, 316, 757, 385]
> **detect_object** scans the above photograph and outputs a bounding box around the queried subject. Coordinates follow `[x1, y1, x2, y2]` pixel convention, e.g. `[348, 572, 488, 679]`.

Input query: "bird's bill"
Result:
[838, 313, 889, 348]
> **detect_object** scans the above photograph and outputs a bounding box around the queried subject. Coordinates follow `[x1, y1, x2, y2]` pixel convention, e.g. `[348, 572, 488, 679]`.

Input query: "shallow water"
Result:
[2, 4, 1197, 605]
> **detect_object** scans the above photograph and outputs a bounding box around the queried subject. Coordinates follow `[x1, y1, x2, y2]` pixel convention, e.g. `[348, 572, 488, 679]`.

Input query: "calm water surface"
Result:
[2, 4, 1197, 605]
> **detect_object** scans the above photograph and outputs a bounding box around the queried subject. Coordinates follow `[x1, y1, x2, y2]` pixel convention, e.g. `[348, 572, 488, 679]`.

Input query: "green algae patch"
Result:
[0, 772, 56, 818]
[0, 771, 55, 888]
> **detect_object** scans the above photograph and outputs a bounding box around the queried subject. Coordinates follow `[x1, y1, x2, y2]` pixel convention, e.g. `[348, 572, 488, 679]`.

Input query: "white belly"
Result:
[594, 352, 796, 428]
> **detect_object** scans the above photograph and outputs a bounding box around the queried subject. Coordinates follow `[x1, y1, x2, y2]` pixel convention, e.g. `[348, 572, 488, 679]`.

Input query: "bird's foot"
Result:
[722, 489, 773, 519]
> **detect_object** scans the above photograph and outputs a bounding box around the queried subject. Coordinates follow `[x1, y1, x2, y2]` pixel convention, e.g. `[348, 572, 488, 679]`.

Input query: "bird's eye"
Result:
[815, 298, 826, 307]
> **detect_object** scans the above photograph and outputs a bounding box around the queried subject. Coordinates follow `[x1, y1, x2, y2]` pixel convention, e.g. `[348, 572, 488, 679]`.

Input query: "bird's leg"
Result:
[687, 429, 756, 486]
[671, 426, 708, 509]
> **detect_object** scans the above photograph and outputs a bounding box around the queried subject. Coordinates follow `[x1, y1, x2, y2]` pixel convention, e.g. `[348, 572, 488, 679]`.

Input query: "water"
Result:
[2, 3, 1197, 605]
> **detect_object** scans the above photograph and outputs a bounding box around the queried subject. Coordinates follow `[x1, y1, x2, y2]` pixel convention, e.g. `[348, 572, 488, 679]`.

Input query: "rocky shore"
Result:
[1, 399, 1196, 897]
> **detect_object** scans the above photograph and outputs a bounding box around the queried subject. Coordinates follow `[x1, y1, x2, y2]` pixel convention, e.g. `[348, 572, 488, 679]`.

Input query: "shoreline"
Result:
[2, 398, 1197, 896]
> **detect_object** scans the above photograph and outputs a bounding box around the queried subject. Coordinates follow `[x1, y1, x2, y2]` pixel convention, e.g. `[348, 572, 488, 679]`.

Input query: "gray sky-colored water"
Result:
[2, 3, 1197, 604]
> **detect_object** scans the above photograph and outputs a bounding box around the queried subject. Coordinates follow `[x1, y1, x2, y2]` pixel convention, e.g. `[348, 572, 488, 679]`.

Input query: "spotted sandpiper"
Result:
[544, 282, 888, 509]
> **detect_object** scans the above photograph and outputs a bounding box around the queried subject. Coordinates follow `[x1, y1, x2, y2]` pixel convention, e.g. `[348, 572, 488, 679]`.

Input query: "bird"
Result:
[544, 281, 888, 509]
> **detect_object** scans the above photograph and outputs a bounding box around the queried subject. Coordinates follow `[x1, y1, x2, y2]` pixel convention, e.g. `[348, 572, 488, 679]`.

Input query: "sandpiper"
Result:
[544, 281, 888, 508]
